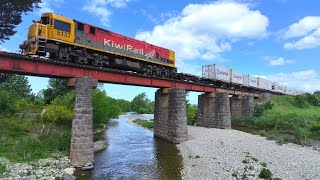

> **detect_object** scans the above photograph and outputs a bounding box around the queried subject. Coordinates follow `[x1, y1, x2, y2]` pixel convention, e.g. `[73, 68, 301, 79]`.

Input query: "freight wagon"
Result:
[202, 64, 301, 95]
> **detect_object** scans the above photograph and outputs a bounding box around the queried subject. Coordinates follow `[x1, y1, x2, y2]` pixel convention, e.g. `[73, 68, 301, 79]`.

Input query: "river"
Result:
[75, 112, 183, 179]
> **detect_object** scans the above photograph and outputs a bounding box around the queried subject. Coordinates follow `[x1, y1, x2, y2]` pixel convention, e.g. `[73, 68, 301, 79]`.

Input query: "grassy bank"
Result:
[132, 119, 154, 129]
[232, 95, 320, 145]
[0, 117, 71, 163]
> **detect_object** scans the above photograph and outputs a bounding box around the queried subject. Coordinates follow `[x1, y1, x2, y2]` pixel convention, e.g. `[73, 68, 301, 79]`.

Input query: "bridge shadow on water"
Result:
[74, 112, 183, 180]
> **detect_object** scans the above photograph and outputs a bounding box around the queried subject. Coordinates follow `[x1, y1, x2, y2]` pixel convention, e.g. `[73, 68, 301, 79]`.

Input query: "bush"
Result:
[187, 105, 198, 125]
[93, 89, 122, 128]
[308, 120, 320, 139]
[259, 168, 272, 179]
[50, 91, 75, 109]
[254, 100, 273, 117]
[293, 95, 308, 108]
[306, 94, 319, 106]
[0, 162, 10, 174]
[14, 98, 34, 112]
[43, 105, 73, 126]
[132, 118, 154, 128]
[293, 127, 311, 143]
[0, 90, 16, 115]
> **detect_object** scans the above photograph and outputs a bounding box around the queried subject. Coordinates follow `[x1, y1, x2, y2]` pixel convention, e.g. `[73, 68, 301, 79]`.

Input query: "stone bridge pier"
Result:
[68, 77, 97, 167]
[230, 95, 255, 119]
[154, 88, 188, 143]
[197, 92, 231, 129]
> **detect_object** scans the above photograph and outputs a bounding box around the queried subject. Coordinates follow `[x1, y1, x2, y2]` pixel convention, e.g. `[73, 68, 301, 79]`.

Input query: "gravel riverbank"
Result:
[177, 126, 320, 180]
[0, 156, 74, 179]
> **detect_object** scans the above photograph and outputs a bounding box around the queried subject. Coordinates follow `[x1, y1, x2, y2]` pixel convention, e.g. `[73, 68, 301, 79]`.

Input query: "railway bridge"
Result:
[0, 52, 270, 167]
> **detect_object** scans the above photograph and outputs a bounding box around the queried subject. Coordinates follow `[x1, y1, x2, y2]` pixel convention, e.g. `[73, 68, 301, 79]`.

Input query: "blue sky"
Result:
[1, 0, 320, 104]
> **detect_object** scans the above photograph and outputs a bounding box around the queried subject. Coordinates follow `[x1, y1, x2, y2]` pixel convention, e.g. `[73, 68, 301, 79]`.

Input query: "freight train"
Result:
[20, 12, 177, 77]
[202, 64, 305, 95]
[20, 13, 303, 95]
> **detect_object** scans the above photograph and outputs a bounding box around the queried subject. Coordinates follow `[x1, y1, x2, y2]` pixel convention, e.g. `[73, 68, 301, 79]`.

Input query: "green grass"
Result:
[0, 162, 10, 174]
[232, 95, 320, 145]
[0, 117, 71, 163]
[132, 119, 154, 129]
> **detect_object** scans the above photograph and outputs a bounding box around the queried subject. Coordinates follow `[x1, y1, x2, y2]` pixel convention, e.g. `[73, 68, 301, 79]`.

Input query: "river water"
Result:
[75, 112, 183, 180]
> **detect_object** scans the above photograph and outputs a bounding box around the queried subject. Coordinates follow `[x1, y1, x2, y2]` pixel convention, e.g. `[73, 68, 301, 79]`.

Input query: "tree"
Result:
[0, 73, 10, 83]
[0, 74, 31, 97]
[41, 78, 70, 104]
[131, 92, 154, 114]
[0, 0, 41, 42]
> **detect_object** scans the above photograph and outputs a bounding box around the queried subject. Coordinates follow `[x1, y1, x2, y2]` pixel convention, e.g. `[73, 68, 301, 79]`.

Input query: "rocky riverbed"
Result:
[0, 156, 75, 180]
[177, 126, 320, 180]
[0, 135, 106, 179]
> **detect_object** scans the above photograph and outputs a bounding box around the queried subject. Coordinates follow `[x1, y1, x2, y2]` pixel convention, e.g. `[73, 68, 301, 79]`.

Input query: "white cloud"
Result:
[264, 56, 294, 66]
[283, 16, 320, 50]
[37, 0, 65, 15]
[0, 46, 8, 52]
[261, 70, 320, 92]
[38, 1, 53, 15]
[135, 1, 269, 67]
[83, 0, 133, 26]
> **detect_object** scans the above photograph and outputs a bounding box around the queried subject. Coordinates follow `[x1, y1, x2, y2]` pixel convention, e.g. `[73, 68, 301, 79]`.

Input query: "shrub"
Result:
[93, 89, 122, 128]
[0, 90, 16, 115]
[0, 162, 10, 174]
[306, 94, 319, 106]
[254, 100, 273, 117]
[132, 119, 154, 128]
[43, 105, 73, 126]
[293, 95, 308, 108]
[187, 105, 198, 125]
[259, 168, 272, 179]
[14, 98, 34, 112]
[293, 127, 311, 144]
[50, 91, 75, 109]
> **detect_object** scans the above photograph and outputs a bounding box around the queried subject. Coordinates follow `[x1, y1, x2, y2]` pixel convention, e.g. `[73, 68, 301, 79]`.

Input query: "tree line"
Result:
[0, 75, 154, 127]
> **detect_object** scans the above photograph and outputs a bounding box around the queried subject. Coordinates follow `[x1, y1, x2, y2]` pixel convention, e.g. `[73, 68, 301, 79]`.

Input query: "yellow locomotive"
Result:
[20, 13, 177, 76]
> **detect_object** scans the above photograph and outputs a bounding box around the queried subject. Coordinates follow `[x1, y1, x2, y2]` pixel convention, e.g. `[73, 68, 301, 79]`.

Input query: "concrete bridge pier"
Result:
[242, 96, 254, 118]
[259, 92, 273, 101]
[230, 95, 243, 119]
[68, 77, 97, 167]
[197, 92, 216, 127]
[197, 92, 231, 129]
[230, 95, 255, 119]
[154, 88, 188, 143]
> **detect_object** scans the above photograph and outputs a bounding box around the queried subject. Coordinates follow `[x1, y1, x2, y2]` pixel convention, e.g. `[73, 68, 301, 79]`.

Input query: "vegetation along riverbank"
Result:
[232, 92, 320, 146]
[0, 75, 154, 179]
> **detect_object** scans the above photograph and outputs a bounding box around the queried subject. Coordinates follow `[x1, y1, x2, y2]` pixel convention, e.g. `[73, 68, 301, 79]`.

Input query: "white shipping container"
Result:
[215, 65, 231, 83]
[243, 75, 249, 87]
[243, 75, 258, 88]
[202, 64, 231, 83]
[273, 83, 286, 93]
[293, 89, 299, 95]
[285, 87, 295, 95]
[202, 65, 214, 79]
[231, 70, 243, 85]
[257, 77, 272, 91]
[249, 76, 258, 88]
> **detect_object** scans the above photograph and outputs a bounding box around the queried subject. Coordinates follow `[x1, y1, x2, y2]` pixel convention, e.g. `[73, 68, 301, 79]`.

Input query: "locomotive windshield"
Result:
[54, 20, 70, 32]
[41, 16, 49, 25]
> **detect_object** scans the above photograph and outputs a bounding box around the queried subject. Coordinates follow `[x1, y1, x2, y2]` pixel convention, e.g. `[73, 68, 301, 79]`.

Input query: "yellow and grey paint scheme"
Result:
[21, 13, 176, 68]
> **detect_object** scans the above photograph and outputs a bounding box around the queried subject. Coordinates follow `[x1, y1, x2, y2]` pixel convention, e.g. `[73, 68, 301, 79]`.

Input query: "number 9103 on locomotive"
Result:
[20, 12, 177, 77]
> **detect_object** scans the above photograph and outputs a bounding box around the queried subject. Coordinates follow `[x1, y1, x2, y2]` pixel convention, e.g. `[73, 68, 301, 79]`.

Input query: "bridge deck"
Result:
[0, 52, 216, 92]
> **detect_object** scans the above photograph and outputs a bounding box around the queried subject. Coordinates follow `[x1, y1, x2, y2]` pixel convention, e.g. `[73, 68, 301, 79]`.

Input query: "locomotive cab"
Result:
[20, 13, 75, 56]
